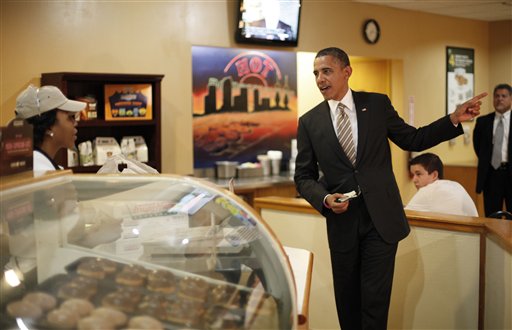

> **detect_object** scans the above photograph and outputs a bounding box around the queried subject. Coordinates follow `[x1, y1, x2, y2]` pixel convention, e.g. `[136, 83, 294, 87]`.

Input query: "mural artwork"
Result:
[192, 45, 297, 169]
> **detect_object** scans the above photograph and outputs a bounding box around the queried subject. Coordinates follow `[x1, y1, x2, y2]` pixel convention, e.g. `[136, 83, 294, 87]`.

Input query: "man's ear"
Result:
[431, 170, 439, 180]
[344, 65, 353, 79]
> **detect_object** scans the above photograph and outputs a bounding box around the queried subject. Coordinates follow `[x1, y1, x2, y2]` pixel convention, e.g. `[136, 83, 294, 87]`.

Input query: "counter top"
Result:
[200, 173, 295, 191]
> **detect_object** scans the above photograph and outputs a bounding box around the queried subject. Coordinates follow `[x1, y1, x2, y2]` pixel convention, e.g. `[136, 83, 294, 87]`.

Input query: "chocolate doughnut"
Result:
[122, 264, 148, 278]
[95, 258, 117, 274]
[115, 271, 144, 287]
[101, 291, 139, 313]
[57, 283, 94, 300]
[178, 276, 209, 302]
[76, 260, 106, 280]
[147, 277, 176, 294]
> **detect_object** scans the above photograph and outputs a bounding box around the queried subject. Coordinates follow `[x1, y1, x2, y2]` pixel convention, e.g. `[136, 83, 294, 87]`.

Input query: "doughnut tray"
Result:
[2, 256, 255, 329]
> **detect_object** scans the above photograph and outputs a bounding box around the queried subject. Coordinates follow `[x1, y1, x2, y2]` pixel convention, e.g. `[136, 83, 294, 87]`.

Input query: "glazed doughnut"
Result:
[60, 298, 94, 317]
[128, 315, 164, 330]
[77, 316, 115, 330]
[22, 291, 57, 311]
[6, 300, 42, 319]
[46, 308, 80, 329]
[91, 307, 128, 327]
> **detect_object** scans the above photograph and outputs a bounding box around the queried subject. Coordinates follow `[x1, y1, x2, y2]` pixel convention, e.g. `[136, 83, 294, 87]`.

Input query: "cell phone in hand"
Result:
[334, 190, 357, 203]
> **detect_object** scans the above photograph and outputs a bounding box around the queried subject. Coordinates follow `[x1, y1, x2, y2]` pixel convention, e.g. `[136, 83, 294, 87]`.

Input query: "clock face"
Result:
[363, 19, 380, 44]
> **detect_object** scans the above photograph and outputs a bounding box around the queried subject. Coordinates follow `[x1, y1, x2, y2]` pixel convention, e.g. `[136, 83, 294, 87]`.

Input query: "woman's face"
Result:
[49, 110, 78, 150]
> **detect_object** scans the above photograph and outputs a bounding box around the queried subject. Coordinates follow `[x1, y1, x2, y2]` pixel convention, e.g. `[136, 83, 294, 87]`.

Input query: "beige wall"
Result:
[1, 1, 510, 200]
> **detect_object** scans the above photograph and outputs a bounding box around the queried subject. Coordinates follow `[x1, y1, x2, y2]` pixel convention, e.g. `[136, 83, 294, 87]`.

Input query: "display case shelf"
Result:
[0, 173, 298, 329]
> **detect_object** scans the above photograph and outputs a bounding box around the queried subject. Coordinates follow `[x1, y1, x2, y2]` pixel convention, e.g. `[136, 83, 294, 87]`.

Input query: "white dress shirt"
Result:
[405, 180, 478, 217]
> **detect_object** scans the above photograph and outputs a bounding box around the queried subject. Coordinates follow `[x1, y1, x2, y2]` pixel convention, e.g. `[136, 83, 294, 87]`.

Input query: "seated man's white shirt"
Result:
[405, 180, 478, 217]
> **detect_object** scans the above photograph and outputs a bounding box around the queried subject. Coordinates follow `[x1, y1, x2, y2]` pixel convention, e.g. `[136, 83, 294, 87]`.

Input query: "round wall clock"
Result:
[363, 19, 380, 44]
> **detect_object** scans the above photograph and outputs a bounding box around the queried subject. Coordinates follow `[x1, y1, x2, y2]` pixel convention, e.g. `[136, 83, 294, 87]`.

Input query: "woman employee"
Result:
[14, 85, 86, 173]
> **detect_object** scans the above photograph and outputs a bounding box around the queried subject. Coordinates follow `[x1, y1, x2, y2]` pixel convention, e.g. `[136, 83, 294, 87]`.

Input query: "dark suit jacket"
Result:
[473, 112, 512, 193]
[294, 91, 463, 250]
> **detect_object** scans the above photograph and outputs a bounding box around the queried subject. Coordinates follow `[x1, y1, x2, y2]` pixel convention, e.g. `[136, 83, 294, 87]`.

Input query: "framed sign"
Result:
[104, 84, 152, 121]
[446, 47, 474, 115]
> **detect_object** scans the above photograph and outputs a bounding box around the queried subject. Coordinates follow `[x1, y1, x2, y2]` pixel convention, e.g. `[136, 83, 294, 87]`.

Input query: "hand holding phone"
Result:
[335, 190, 357, 203]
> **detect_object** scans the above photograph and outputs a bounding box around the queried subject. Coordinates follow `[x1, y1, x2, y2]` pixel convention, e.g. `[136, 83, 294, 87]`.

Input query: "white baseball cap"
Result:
[15, 84, 86, 119]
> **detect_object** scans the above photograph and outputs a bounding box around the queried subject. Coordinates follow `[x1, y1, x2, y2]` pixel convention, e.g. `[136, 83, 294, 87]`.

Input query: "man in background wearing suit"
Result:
[294, 47, 486, 329]
[473, 83, 512, 216]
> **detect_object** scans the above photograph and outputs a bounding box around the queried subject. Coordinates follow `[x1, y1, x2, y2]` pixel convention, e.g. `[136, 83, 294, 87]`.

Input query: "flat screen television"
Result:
[235, 0, 302, 47]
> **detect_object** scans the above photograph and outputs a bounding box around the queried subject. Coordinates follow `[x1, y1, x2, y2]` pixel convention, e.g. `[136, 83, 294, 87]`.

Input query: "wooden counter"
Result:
[254, 196, 512, 330]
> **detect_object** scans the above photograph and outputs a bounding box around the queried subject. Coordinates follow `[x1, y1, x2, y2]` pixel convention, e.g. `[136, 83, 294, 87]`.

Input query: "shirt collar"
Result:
[327, 89, 355, 112]
[496, 109, 511, 121]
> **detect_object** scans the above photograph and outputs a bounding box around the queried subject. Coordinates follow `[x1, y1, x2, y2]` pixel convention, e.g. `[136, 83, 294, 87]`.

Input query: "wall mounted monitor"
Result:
[235, 0, 302, 47]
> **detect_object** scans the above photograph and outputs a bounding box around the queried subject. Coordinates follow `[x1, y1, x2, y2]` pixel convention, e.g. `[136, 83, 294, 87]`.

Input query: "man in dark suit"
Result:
[294, 47, 486, 329]
[473, 83, 512, 216]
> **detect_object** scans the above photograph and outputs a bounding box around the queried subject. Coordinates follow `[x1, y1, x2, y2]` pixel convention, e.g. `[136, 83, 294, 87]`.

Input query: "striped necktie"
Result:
[336, 103, 356, 165]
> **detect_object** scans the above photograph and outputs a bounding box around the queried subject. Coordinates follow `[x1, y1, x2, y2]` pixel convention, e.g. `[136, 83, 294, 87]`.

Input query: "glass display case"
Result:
[0, 173, 297, 329]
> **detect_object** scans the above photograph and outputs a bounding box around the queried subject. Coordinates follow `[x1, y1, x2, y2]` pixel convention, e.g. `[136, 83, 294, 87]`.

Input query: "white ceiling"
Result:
[354, 0, 512, 22]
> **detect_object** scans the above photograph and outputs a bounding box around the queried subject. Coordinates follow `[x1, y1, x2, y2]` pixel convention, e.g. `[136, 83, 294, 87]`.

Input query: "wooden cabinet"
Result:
[41, 72, 164, 173]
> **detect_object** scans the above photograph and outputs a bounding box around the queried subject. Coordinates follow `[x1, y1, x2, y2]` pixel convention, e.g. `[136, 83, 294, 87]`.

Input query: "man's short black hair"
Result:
[315, 47, 350, 67]
[409, 152, 444, 179]
[493, 83, 512, 95]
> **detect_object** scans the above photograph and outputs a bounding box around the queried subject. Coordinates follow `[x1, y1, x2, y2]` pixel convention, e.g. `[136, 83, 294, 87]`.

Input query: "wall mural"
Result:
[192, 45, 297, 169]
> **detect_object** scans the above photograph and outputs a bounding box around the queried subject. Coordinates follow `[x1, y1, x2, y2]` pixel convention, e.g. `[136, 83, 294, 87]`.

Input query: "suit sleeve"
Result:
[294, 116, 330, 214]
[383, 96, 463, 151]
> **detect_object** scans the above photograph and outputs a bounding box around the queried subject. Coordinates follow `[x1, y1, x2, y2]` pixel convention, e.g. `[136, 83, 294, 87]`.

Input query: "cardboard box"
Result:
[94, 137, 121, 165]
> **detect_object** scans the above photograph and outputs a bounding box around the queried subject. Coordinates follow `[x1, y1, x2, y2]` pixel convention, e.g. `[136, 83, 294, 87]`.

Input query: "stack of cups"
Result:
[257, 154, 271, 176]
[267, 150, 283, 176]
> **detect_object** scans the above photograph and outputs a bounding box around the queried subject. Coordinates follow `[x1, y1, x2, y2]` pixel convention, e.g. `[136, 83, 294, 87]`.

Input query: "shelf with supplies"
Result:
[41, 72, 164, 173]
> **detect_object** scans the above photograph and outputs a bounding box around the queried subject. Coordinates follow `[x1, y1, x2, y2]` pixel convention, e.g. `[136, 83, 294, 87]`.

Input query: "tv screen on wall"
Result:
[235, 0, 302, 47]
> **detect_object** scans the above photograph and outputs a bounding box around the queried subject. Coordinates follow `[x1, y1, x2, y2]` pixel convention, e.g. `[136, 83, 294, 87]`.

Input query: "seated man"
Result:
[406, 153, 478, 216]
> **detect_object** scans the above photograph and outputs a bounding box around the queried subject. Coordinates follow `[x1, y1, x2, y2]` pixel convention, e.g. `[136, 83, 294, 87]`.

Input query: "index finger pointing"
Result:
[469, 92, 488, 103]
